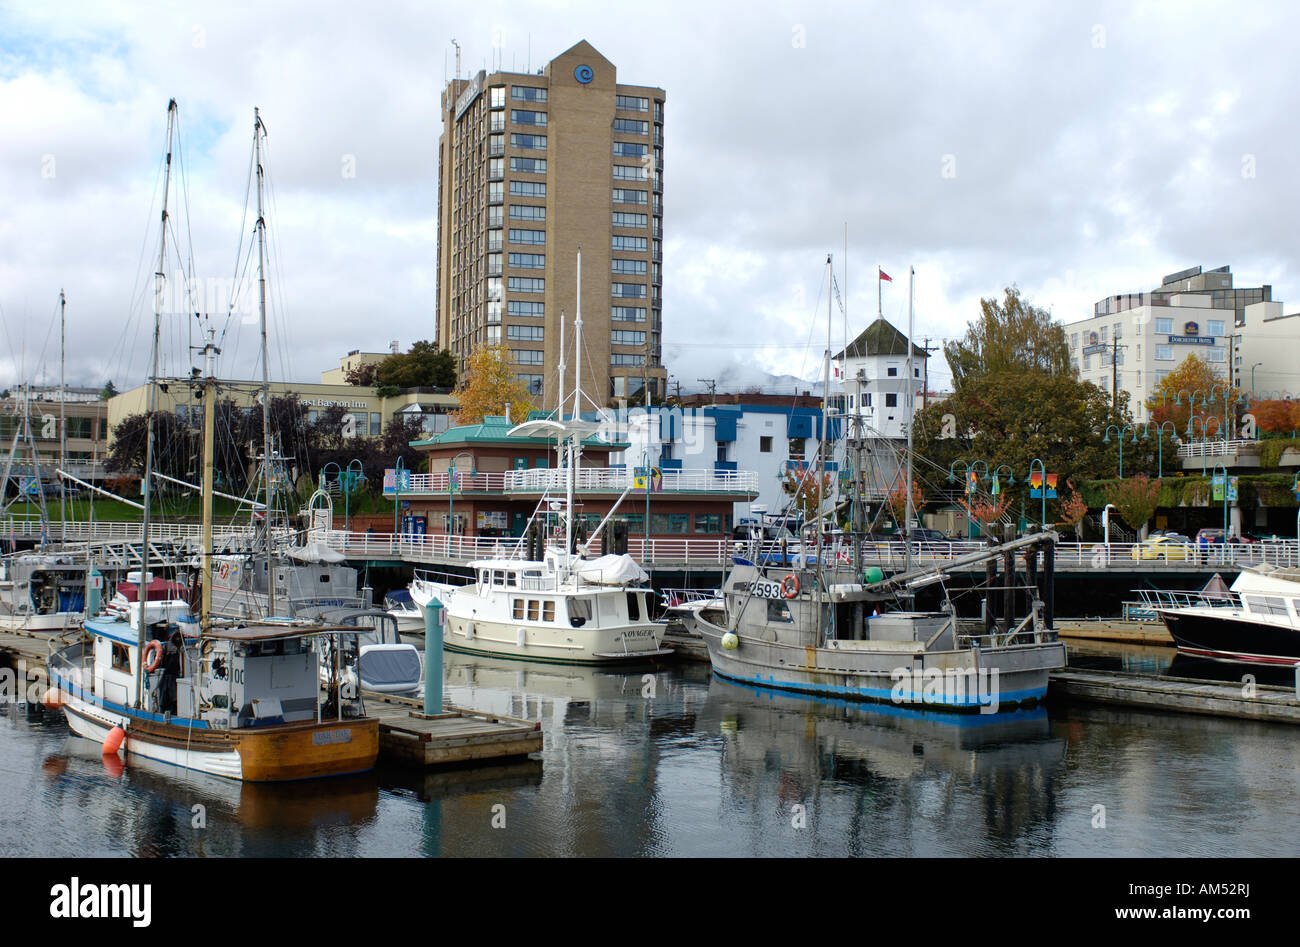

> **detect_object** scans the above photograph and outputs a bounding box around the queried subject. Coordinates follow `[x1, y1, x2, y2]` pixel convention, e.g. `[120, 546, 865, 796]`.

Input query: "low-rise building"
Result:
[387, 414, 757, 540]
[0, 386, 108, 484]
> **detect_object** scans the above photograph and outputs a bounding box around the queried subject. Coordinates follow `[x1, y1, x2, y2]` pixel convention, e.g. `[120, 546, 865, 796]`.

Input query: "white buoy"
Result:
[722, 632, 739, 651]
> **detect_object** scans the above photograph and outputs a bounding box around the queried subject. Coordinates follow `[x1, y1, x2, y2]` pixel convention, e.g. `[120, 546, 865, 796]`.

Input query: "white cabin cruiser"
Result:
[410, 549, 671, 664]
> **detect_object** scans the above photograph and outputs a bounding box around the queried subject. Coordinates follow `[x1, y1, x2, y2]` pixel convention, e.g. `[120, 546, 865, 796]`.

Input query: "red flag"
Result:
[879, 268, 892, 282]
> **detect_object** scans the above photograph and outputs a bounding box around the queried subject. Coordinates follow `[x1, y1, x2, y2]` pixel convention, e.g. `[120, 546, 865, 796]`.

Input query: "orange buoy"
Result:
[43, 687, 62, 710]
[102, 725, 125, 756]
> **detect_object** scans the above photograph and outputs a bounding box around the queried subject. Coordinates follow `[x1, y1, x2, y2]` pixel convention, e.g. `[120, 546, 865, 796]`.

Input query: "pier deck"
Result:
[365, 694, 543, 767]
[1050, 668, 1300, 724]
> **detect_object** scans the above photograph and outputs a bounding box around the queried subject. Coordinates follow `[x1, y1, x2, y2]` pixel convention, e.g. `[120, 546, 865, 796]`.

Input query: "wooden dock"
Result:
[662, 630, 709, 663]
[365, 694, 543, 767]
[1056, 620, 1174, 645]
[1050, 668, 1300, 724]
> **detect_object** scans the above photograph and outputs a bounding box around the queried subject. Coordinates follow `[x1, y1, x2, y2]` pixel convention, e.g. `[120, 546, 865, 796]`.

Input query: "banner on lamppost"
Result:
[1212, 472, 1225, 502]
[966, 472, 978, 496]
[1227, 476, 1239, 502]
[991, 473, 1001, 495]
[1030, 472, 1057, 499]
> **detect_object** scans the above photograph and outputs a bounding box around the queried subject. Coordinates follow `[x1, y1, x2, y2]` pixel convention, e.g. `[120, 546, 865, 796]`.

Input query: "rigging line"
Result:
[219, 135, 257, 351]
[110, 146, 168, 388]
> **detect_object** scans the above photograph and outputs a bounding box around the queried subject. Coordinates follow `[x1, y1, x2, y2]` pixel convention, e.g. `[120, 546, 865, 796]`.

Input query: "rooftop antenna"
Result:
[451, 39, 461, 81]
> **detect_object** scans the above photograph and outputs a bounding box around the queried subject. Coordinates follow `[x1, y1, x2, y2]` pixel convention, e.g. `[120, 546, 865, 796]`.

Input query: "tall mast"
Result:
[566, 249, 582, 561]
[905, 265, 915, 575]
[59, 289, 66, 541]
[254, 107, 274, 616]
[200, 329, 220, 630]
[817, 254, 831, 641]
[136, 98, 177, 707]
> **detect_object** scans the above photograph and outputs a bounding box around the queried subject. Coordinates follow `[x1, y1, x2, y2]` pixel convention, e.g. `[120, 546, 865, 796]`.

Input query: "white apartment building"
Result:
[1066, 266, 1274, 423]
[1234, 301, 1300, 396]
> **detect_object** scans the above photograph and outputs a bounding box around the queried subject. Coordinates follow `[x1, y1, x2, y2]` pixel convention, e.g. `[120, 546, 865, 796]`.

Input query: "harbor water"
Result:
[2, 645, 1298, 857]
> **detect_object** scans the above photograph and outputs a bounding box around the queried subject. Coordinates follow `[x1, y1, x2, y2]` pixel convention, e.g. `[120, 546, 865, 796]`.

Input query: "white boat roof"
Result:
[508, 417, 599, 439]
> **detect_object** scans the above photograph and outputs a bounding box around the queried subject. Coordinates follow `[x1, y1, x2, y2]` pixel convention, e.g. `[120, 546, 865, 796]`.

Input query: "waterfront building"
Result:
[1065, 265, 1275, 422]
[435, 40, 667, 408]
[388, 414, 757, 540]
[0, 386, 108, 484]
[831, 316, 930, 441]
[608, 393, 827, 524]
[107, 352, 458, 447]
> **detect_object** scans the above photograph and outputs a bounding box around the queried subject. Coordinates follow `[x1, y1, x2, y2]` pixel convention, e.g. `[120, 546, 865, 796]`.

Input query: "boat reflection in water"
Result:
[697, 674, 1068, 856]
[55, 735, 381, 856]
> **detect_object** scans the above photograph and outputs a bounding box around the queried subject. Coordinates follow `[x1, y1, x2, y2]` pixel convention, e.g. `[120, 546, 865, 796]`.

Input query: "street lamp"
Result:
[1028, 457, 1048, 532]
[1102, 424, 1138, 479]
[393, 455, 407, 538]
[1138, 421, 1179, 479]
[1252, 363, 1264, 394]
[948, 460, 991, 538]
[1186, 415, 1221, 476]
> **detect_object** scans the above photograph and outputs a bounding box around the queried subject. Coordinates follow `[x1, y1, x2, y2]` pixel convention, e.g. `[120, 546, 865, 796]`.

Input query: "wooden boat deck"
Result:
[1056, 620, 1174, 645]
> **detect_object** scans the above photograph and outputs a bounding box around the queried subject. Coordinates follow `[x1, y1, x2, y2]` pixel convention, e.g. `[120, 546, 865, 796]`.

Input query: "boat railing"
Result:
[1133, 587, 1242, 610]
[658, 587, 719, 607]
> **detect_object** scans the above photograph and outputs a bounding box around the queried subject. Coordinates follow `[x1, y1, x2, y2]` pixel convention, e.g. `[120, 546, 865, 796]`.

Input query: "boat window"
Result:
[543, 601, 555, 622]
[479, 570, 489, 586]
[111, 643, 131, 671]
[513, 599, 524, 620]
[1245, 595, 1288, 617]
[506, 572, 518, 587]
[493, 570, 506, 586]
[626, 592, 641, 621]
[527, 600, 540, 621]
[766, 599, 793, 623]
[569, 598, 592, 627]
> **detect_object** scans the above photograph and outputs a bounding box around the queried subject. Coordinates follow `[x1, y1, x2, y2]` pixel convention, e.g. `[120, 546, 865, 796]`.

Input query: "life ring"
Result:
[781, 574, 800, 599]
[143, 641, 165, 673]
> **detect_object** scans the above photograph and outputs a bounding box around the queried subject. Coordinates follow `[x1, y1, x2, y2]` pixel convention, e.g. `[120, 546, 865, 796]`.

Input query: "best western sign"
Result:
[1169, 321, 1213, 345]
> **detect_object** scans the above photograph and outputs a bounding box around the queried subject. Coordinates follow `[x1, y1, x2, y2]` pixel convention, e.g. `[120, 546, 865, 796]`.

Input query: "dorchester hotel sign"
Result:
[1169, 321, 1214, 345]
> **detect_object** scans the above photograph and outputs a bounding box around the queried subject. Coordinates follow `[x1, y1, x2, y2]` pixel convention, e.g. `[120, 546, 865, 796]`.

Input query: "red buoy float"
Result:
[143, 641, 164, 673]
[102, 725, 125, 756]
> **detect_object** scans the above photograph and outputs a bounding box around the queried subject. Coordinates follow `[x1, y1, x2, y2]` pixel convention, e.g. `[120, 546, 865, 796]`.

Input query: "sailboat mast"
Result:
[59, 290, 66, 541]
[905, 266, 915, 575]
[566, 249, 582, 560]
[137, 97, 177, 706]
[817, 253, 831, 640]
[200, 330, 219, 630]
[254, 107, 274, 616]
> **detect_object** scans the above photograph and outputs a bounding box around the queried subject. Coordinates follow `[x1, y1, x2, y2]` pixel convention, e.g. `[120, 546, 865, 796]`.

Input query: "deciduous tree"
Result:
[943, 286, 1071, 391]
[453, 345, 535, 424]
[1148, 353, 1240, 436]
[1107, 474, 1162, 537]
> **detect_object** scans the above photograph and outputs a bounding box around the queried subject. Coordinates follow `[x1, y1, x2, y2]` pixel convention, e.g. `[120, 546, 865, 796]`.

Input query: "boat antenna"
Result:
[200, 328, 220, 630]
[136, 97, 177, 707]
[817, 252, 831, 642]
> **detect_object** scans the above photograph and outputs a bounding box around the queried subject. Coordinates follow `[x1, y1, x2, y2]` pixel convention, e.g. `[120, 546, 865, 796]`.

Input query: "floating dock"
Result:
[365, 694, 543, 767]
[1055, 620, 1174, 645]
[1050, 668, 1300, 725]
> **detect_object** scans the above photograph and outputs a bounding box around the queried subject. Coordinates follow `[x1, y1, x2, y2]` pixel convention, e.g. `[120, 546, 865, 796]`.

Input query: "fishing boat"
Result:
[0, 553, 88, 632]
[46, 101, 379, 781]
[681, 256, 1065, 710]
[1138, 566, 1300, 665]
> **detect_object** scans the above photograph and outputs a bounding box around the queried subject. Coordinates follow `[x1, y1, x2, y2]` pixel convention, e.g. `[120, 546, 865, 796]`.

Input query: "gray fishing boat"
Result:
[680, 531, 1066, 712]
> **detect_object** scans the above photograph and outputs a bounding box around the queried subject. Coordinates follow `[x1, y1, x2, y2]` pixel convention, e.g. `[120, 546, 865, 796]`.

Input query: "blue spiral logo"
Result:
[574, 64, 594, 84]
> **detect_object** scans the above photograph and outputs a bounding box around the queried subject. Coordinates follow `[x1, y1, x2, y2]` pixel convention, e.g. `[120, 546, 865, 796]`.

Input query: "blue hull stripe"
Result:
[715, 667, 1047, 710]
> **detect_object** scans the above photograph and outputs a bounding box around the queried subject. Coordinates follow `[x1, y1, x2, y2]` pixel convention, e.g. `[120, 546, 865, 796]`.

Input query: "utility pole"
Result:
[921, 337, 940, 411]
[1109, 341, 1128, 414]
[697, 378, 716, 405]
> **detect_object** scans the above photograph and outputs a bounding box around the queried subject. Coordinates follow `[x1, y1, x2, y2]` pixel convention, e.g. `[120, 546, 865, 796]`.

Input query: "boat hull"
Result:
[685, 608, 1064, 711]
[50, 669, 379, 782]
[1160, 608, 1300, 666]
[441, 611, 671, 664]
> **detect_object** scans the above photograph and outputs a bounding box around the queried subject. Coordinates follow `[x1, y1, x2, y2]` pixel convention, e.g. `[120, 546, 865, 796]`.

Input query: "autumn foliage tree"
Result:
[1148, 353, 1241, 437]
[960, 493, 1013, 531]
[1107, 473, 1162, 537]
[885, 477, 926, 527]
[453, 345, 536, 424]
[1247, 398, 1300, 435]
[1056, 483, 1089, 535]
[781, 469, 834, 527]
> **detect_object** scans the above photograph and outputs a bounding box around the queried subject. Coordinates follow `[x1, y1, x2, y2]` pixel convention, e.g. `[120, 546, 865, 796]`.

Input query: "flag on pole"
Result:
[878, 268, 893, 282]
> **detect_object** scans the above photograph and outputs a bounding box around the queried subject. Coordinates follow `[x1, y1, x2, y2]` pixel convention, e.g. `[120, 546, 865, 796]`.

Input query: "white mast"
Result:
[136, 98, 177, 706]
[905, 265, 915, 575]
[59, 289, 66, 541]
[254, 107, 274, 616]
[817, 254, 832, 641]
[565, 249, 583, 561]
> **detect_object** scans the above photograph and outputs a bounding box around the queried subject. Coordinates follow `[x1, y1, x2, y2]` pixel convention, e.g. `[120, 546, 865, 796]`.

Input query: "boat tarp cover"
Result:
[286, 542, 347, 564]
[574, 554, 648, 585]
[359, 646, 422, 687]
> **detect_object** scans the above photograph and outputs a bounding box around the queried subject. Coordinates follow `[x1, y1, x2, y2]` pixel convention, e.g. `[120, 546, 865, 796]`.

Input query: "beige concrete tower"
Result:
[436, 40, 665, 412]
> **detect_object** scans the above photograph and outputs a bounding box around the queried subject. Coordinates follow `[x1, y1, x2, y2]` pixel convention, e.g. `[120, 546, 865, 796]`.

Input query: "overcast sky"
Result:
[2, 0, 1297, 397]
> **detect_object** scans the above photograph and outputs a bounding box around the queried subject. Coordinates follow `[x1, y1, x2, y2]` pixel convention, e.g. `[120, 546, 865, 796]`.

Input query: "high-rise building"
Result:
[436, 40, 666, 410]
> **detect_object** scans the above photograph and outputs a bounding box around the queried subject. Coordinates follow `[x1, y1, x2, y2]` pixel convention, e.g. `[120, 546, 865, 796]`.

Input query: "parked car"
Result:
[1133, 535, 1191, 562]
